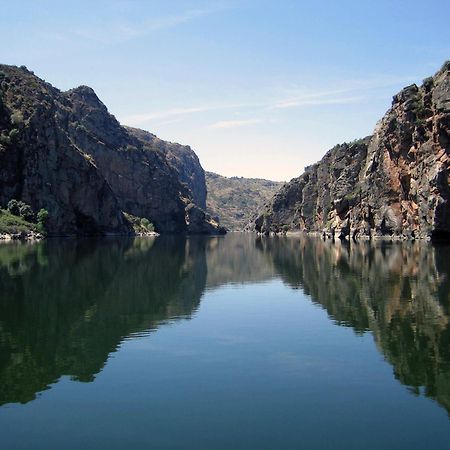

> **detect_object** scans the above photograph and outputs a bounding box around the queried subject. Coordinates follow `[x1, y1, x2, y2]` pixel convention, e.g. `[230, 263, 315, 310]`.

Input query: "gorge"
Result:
[1, 62, 449, 240]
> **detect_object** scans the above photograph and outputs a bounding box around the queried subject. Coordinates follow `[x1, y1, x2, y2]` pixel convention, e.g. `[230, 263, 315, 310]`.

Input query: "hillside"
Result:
[206, 172, 283, 230]
[250, 61, 450, 241]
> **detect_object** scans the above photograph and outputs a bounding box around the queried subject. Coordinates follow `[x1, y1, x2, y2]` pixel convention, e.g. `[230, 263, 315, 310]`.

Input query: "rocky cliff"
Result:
[251, 62, 450, 241]
[126, 127, 207, 210]
[0, 65, 222, 235]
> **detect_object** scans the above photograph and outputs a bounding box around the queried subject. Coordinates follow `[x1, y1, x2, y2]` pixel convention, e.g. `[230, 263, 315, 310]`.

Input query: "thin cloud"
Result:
[72, 4, 228, 44]
[121, 73, 415, 127]
[273, 95, 365, 109]
[123, 103, 248, 124]
[211, 119, 263, 129]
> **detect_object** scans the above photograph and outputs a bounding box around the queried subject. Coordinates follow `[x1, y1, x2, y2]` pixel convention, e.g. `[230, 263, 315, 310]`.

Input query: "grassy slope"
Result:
[206, 172, 284, 231]
[0, 209, 36, 234]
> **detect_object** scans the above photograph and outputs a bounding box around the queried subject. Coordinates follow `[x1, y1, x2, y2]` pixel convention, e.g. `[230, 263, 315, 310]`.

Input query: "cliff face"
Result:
[126, 127, 207, 210]
[251, 62, 450, 240]
[0, 65, 222, 235]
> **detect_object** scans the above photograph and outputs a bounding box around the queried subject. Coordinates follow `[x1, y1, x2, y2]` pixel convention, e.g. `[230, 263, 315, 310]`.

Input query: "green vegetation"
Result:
[36, 209, 49, 234]
[0, 209, 36, 234]
[206, 172, 283, 230]
[123, 212, 156, 234]
[8, 199, 34, 220]
[0, 200, 49, 236]
[140, 217, 155, 232]
[412, 92, 428, 127]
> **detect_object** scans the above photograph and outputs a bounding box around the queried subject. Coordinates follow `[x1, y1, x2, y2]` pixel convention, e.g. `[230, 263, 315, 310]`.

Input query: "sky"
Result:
[1, 0, 449, 181]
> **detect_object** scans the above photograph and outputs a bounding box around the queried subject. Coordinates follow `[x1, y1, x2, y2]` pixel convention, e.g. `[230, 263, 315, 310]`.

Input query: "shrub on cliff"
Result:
[19, 204, 34, 222]
[140, 218, 155, 232]
[7, 199, 21, 216]
[37, 209, 49, 234]
[7, 199, 36, 222]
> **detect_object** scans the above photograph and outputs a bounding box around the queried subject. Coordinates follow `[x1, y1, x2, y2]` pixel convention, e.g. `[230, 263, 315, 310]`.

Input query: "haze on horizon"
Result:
[1, 0, 449, 181]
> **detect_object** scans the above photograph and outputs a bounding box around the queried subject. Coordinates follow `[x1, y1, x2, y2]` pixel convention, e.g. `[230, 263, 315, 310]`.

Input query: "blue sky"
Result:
[1, 0, 449, 180]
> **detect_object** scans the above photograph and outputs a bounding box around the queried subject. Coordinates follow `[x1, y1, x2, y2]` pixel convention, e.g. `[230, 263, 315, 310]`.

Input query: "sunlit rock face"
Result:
[126, 127, 207, 210]
[251, 62, 450, 241]
[0, 65, 222, 235]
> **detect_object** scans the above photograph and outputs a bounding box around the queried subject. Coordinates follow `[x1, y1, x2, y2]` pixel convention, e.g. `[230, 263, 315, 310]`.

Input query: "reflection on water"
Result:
[257, 236, 450, 414]
[0, 237, 206, 405]
[0, 234, 449, 417]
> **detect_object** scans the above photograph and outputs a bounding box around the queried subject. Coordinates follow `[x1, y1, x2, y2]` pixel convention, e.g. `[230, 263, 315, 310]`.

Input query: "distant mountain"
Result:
[249, 61, 450, 241]
[206, 172, 284, 230]
[0, 64, 223, 236]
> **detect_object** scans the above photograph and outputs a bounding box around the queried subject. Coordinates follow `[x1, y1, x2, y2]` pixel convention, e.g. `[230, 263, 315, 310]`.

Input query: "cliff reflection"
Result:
[0, 237, 206, 405]
[258, 236, 450, 415]
[1, 234, 449, 416]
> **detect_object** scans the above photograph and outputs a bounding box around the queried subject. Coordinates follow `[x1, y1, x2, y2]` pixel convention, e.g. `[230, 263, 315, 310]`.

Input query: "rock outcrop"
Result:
[250, 62, 450, 241]
[126, 127, 207, 209]
[0, 65, 223, 235]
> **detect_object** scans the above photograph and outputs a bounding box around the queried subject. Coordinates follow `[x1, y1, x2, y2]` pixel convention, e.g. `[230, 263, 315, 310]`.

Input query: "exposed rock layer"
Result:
[0, 65, 222, 235]
[126, 126, 207, 209]
[251, 62, 450, 240]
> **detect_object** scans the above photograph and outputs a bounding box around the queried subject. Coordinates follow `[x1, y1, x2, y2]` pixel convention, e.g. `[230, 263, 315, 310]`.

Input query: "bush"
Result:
[7, 199, 20, 215]
[10, 111, 24, 126]
[140, 218, 155, 232]
[7, 199, 35, 222]
[19, 203, 35, 222]
[37, 209, 49, 234]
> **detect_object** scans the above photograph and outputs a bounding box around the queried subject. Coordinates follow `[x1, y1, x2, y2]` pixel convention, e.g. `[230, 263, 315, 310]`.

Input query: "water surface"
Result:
[0, 234, 449, 449]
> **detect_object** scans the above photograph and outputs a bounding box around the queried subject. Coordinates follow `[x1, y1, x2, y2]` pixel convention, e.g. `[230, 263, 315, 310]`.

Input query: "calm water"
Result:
[0, 234, 450, 449]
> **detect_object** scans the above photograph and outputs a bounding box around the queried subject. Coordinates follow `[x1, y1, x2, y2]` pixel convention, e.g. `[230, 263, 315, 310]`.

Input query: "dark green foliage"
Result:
[36, 209, 49, 234]
[414, 101, 427, 127]
[422, 76, 434, 88]
[7, 199, 20, 216]
[19, 204, 34, 222]
[7, 199, 35, 222]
